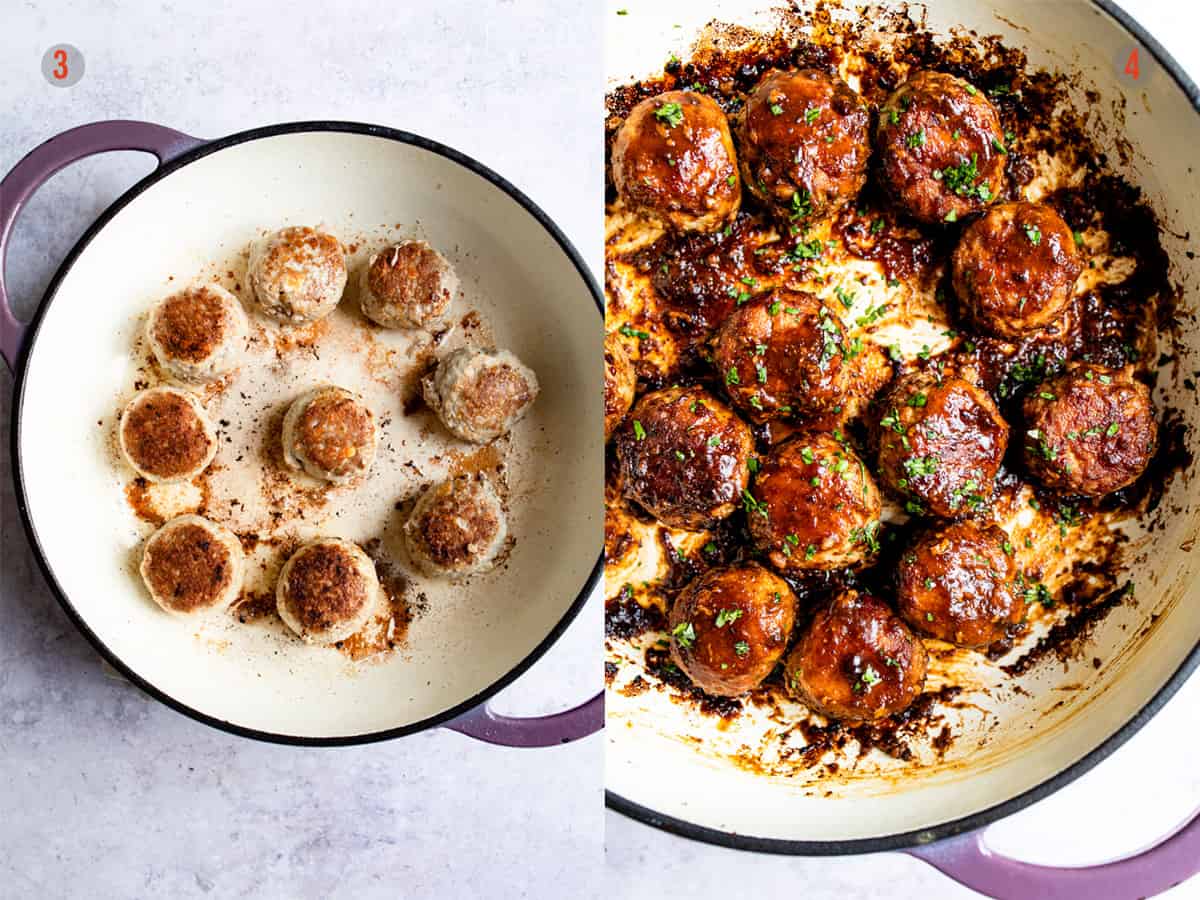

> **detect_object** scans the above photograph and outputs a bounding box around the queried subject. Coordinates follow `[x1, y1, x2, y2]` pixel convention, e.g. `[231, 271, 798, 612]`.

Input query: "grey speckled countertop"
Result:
[0, 2, 601, 897]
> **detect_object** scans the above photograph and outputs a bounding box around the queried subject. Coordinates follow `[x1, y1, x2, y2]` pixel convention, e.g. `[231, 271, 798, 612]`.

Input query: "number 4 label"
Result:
[1125, 48, 1140, 80]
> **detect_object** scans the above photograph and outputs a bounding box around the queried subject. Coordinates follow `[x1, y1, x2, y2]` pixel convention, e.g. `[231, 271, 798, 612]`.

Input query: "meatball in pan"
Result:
[422, 346, 539, 444]
[403, 474, 508, 580]
[140, 514, 244, 616]
[118, 386, 219, 484]
[276, 538, 379, 644]
[146, 284, 247, 384]
[248, 226, 347, 323]
[282, 386, 378, 484]
[360, 239, 457, 330]
[668, 563, 798, 697]
[611, 90, 741, 233]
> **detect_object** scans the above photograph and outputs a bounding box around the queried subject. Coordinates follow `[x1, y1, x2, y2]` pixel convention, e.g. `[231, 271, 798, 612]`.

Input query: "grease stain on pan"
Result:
[604, 2, 1196, 786]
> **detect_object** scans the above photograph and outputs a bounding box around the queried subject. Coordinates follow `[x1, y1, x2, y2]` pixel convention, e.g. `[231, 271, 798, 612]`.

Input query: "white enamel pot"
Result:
[605, 1, 1200, 895]
[1, 121, 602, 748]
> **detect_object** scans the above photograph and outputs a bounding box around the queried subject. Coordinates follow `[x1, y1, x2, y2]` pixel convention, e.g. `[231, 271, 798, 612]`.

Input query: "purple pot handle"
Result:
[0, 120, 205, 371]
[444, 691, 603, 748]
[908, 806, 1200, 899]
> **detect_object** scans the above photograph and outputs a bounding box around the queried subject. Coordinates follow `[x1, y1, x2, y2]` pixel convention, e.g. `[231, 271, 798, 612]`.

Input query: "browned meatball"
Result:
[747, 432, 882, 572]
[872, 372, 1009, 518]
[615, 386, 754, 530]
[784, 590, 927, 721]
[1022, 363, 1156, 496]
[711, 289, 850, 422]
[668, 563, 798, 696]
[875, 71, 1006, 225]
[604, 331, 637, 440]
[739, 69, 870, 224]
[611, 90, 741, 233]
[896, 520, 1021, 647]
[952, 202, 1083, 338]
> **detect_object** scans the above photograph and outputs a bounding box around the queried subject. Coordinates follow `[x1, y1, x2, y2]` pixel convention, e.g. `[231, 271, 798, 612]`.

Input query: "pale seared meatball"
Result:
[784, 590, 928, 721]
[604, 330, 637, 440]
[118, 386, 218, 483]
[747, 432, 882, 572]
[1022, 363, 1156, 496]
[276, 538, 379, 644]
[248, 226, 347, 323]
[896, 520, 1021, 648]
[668, 563, 798, 697]
[872, 372, 1009, 518]
[952, 202, 1083, 338]
[615, 386, 754, 530]
[422, 347, 539, 444]
[146, 285, 247, 383]
[875, 71, 1006, 224]
[711, 289, 851, 422]
[359, 240, 457, 330]
[403, 474, 508, 580]
[140, 515, 244, 616]
[739, 69, 870, 223]
[282, 386, 378, 484]
[611, 90, 741, 233]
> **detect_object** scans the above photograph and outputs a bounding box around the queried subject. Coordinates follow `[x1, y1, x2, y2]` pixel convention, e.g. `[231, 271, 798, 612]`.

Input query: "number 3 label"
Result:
[41, 44, 85, 87]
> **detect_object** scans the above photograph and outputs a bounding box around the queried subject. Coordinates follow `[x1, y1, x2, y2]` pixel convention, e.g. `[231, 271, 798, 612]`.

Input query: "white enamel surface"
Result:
[606, 0, 1200, 841]
[16, 130, 601, 739]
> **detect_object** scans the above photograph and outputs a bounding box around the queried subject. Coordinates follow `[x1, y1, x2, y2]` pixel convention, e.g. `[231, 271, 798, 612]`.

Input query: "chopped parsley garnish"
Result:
[742, 489, 768, 518]
[672, 621, 697, 648]
[907, 392, 927, 407]
[654, 101, 684, 128]
[942, 154, 979, 197]
[805, 106, 820, 125]
[632, 420, 646, 440]
[714, 608, 743, 628]
[1024, 223, 1043, 245]
[835, 286, 856, 309]
[770, 103, 784, 116]
[906, 129, 926, 149]
[734, 641, 750, 658]
[619, 324, 649, 340]
[790, 188, 813, 221]
[854, 665, 882, 692]
[903, 455, 939, 478]
[726, 367, 741, 386]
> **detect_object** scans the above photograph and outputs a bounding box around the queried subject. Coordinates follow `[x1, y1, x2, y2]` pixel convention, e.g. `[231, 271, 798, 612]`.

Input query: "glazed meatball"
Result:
[611, 90, 741, 233]
[403, 474, 508, 579]
[359, 240, 457, 330]
[604, 330, 637, 440]
[615, 386, 755, 530]
[139, 515, 244, 616]
[872, 372, 1009, 518]
[875, 71, 1006, 225]
[276, 538, 379, 644]
[282, 386, 378, 484]
[668, 563, 798, 696]
[784, 590, 928, 721]
[118, 387, 218, 483]
[896, 520, 1021, 647]
[739, 69, 871, 223]
[747, 432, 882, 572]
[1022, 363, 1156, 496]
[146, 285, 247, 383]
[952, 202, 1083, 338]
[711, 289, 851, 422]
[248, 226, 347, 323]
[422, 347, 539, 444]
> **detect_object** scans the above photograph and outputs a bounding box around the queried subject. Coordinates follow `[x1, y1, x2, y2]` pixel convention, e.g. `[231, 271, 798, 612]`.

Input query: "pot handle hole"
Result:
[444, 691, 603, 748]
[0, 120, 205, 371]
[907, 806, 1200, 900]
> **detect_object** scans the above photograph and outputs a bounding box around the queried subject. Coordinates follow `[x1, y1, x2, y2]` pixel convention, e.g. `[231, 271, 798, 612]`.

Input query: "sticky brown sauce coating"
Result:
[784, 590, 927, 721]
[152, 288, 228, 362]
[669, 563, 798, 696]
[615, 386, 754, 529]
[1023, 363, 1156, 497]
[281, 544, 369, 632]
[739, 68, 870, 221]
[611, 90, 741, 233]
[604, 330, 637, 439]
[296, 393, 374, 478]
[896, 520, 1020, 647]
[143, 523, 233, 612]
[122, 392, 213, 478]
[952, 201, 1083, 339]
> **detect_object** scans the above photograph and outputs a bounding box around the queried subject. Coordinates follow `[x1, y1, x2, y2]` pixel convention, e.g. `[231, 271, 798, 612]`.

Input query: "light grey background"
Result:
[0, 2, 602, 898]
[603, 1, 1200, 898]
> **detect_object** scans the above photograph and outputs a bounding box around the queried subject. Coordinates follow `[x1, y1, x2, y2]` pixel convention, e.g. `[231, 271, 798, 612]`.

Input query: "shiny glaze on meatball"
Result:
[615, 386, 754, 529]
[739, 69, 870, 223]
[668, 563, 798, 696]
[747, 432, 881, 572]
[952, 201, 1083, 338]
[611, 90, 741, 233]
[711, 289, 850, 422]
[604, 331, 637, 440]
[875, 71, 1006, 225]
[896, 520, 1020, 647]
[1022, 363, 1156, 496]
[871, 372, 1009, 518]
[784, 590, 928, 721]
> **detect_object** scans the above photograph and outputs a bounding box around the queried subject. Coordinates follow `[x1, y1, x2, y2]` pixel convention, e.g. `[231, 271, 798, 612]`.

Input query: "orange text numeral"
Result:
[1124, 48, 1140, 80]
[52, 48, 68, 80]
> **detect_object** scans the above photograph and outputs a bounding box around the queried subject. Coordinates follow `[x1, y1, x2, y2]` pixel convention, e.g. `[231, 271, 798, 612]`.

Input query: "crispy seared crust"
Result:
[276, 538, 377, 644]
[140, 515, 243, 615]
[119, 387, 217, 483]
